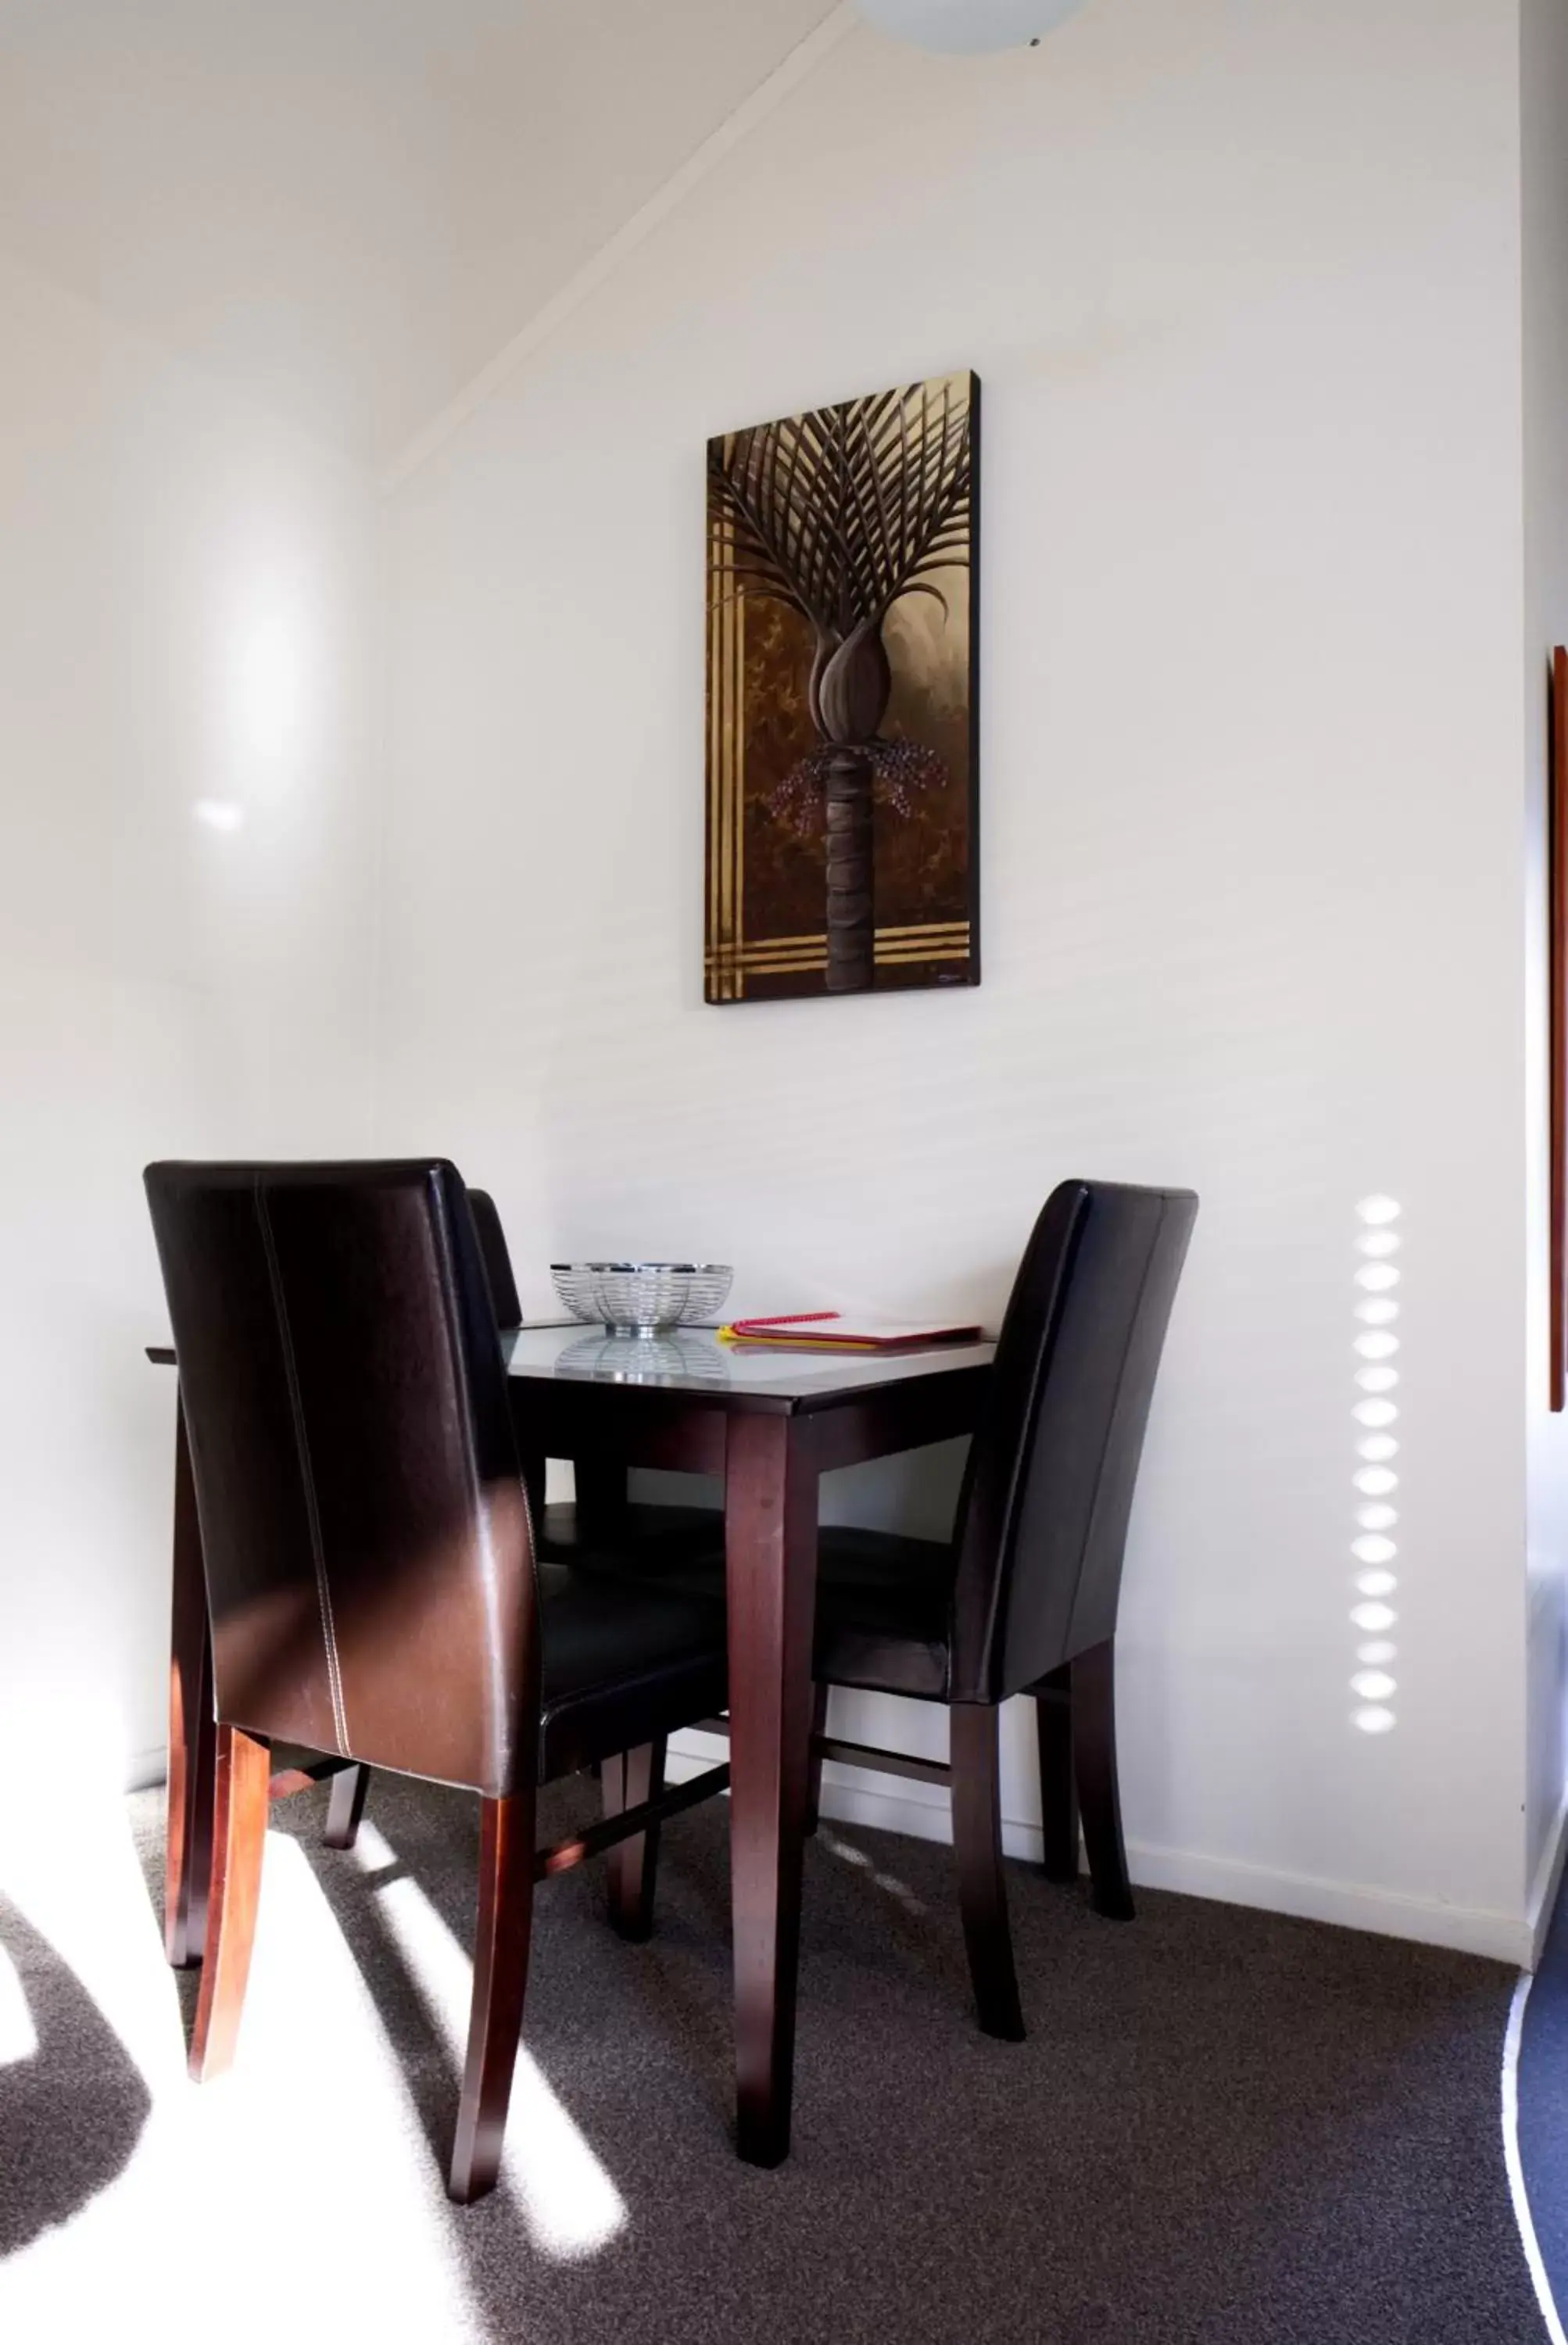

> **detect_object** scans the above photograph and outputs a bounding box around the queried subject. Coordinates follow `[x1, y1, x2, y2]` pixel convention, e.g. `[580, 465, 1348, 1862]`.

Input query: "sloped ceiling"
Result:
[0, 0, 838, 466]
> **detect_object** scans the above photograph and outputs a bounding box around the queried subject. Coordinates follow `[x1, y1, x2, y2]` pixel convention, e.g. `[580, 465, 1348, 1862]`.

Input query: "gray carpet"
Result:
[0, 1899, 151, 2257]
[223, 1777, 1549, 2342]
[9, 1778, 1543, 2343]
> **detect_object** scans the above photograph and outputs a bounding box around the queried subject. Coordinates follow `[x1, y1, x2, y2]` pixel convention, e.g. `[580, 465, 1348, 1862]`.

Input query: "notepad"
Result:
[717, 1312, 983, 1352]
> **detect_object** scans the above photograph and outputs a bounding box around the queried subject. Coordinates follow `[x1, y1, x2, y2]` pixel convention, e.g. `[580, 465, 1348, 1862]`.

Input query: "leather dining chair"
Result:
[469, 1187, 721, 1566]
[468, 1187, 523, 1330]
[277, 1185, 523, 1860]
[319, 1187, 723, 1894]
[610, 1180, 1197, 2043]
[145, 1158, 732, 2204]
[805, 1180, 1197, 2036]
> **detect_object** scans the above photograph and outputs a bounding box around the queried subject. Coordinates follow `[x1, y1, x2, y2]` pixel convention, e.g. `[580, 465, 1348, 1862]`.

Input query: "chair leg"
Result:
[1035, 1663, 1079, 1884]
[603, 1740, 666, 1941]
[950, 1703, 1025, 2042]
[166, 1399, 214, 1968]
[804, 1685, 829, 1837]
[189, 1725, 270, 2081]
[1072, 1638, 1133, 1921]
[324, 1763, 371, 1851]
[449, 1787, 537, 2204]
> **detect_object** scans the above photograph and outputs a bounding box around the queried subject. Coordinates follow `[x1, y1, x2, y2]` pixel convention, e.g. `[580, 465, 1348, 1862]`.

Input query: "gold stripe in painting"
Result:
[719, 520, 734, 1000]
[707, 524, 720, 995]
[732, 543, 745, 1000]
[718, 922, 970, 954]
[714, 517, 726, 999]
[706, 510, 744, 1002]
[711, 514, 746, 1002]
[703, 947, 972, 970]
[873, 922, 971, 943]
[705, 921, 972, 975]
[706, 514, 721, 997]
[718, 947, 974, 978]
[705, 928, 973, 976]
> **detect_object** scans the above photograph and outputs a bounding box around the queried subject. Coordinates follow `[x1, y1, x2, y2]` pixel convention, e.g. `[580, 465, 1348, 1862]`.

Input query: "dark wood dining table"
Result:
[154, 1321, 996, 2167]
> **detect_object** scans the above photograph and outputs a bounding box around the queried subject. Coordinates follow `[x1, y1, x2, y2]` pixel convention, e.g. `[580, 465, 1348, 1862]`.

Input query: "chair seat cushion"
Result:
[550, 1505, 956, 1706]
[812, 1527, 955, 1702]
[536, 1559, 727, 1780]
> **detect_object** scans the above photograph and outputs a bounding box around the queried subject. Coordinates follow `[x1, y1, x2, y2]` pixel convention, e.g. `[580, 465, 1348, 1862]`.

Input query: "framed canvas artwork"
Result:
[705, 371, 979, 1002]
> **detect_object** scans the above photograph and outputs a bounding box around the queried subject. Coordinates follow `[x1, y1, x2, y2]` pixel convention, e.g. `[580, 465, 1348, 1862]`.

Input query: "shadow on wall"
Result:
[0, 1899, 150, 2255]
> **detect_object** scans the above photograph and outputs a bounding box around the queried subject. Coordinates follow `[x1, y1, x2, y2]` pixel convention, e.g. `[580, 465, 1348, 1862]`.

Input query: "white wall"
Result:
[0, 251, 380, 1792]
[1523, 0, 1568, 1943]
[378, 2, 1539, 1955]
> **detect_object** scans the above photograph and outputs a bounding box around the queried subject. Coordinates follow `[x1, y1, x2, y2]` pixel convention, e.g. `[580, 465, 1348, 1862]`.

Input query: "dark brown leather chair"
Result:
[467, 1187, 523, 1329]
[468, 1187, 722, 1566]
[310, 1187, 517, 1854]
[320, 1187, 722, 1866]
[804, 1180, 1197, 2038]
[602, 1180, 1197, 2042]
[144, 1158, 731, 2204]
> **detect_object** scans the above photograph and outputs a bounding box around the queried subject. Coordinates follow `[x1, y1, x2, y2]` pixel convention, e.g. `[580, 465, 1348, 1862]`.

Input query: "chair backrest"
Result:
[467, 1189, 522, 1330]
[144, 1160, 536, 1796]
[949, 1180, 1197, 1704]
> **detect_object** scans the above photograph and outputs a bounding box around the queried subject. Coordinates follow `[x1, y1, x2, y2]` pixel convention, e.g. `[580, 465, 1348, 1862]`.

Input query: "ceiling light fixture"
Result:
[857, 0, 1090, 54]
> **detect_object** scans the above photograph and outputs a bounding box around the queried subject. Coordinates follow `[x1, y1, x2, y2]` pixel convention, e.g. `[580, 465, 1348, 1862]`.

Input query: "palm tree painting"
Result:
[705, 371, 979, 1003]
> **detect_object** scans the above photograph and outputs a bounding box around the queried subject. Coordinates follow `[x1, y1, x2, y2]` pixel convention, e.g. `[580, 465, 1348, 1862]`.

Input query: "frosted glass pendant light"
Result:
[857, 0, 1090, 53]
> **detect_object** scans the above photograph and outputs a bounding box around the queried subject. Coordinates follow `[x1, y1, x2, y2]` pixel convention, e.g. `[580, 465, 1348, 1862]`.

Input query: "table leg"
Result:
[166, 1398, 214, 1968]
[724, 1412, 818, 2166]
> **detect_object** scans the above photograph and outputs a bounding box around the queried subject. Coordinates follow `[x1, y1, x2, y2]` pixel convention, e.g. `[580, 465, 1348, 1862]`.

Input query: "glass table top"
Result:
[502, 1323, 995, 1399]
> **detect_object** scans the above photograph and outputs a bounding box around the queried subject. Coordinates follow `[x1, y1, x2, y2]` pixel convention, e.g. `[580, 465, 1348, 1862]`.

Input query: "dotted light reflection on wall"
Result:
[1351, 1197, 1402, 1733]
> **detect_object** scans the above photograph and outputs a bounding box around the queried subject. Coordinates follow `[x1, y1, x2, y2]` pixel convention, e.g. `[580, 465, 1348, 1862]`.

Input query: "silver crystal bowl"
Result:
[550, 1260, 733, 1335]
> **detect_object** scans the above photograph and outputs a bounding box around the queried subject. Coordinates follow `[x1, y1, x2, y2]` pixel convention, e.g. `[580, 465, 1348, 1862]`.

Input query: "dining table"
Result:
[153, 1319, 997, 2167]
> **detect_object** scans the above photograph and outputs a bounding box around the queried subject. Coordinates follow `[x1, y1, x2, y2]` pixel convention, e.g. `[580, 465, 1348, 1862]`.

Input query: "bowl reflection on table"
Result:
[550, 1261, 734, 1334]
[554, 1331, 732, 1387]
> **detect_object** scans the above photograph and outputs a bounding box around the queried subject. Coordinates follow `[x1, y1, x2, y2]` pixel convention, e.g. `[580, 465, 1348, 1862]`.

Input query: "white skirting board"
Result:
[668, 1734, 1541, 1970]
[127, 1745, 168, 1793]
[131, 1731, 1551, 1968]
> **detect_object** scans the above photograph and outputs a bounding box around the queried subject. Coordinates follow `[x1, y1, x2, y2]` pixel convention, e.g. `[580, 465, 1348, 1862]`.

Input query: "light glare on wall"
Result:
[213, 541, 324, 820]
[192, 798, 245, 833]
[1349, 1198, 1402, 1736]
[230, 589, 312, 771]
